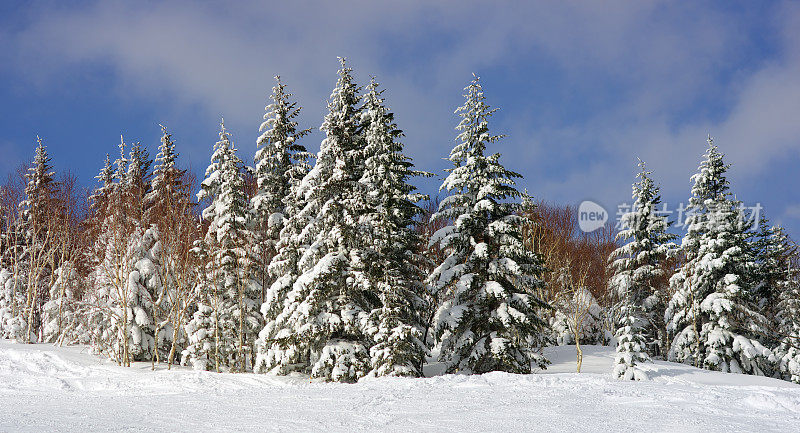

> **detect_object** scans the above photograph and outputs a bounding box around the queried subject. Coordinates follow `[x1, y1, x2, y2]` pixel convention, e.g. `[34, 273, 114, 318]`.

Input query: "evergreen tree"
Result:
[608, 160, 676, 359]
[141, 126, 187, 361]
[665, 137, 773, 375]
[251, 77, 312, 313]
[0, 267, 25, 340]
[124, 226, 163, 360]
[612, 301, 651, 380]
[776, 266, 800, 382]
[41, 262, 81, 344]
[761, 226, 800, 382]
[749, 216, 792, 347]
[262, 58, 376, 382]
[145, 125, 189, 226]
[17, 137, 58, 342]
[186, 121, 261, 372]
[359, 77, 430, 377]
[85, 153, 119, 356]
[428, 74, 549, 374]
[182, 240, 219, 371]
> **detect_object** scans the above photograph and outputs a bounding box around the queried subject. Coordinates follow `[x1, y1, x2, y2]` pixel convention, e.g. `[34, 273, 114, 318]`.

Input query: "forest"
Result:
[1, 59, 798, 383]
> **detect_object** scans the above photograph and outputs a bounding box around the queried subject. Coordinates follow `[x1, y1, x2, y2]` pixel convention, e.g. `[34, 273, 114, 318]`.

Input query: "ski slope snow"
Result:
[0, 340, 798, 432]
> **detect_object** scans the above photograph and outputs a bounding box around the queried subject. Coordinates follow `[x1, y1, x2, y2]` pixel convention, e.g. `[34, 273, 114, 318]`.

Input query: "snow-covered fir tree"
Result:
[550, 286, 608, 346]
[16, 137, 58, 342]
[0, 210, 25, 341]
[185, 121, 261, 372]
[260, 58, 376, 382]
[358, 77, 430, 377]
[86, 136, 157, 364]
[251, 77, 312, 314]
[665, 137, 773, 375]
[83, 154, 118, 353]
[0, 267, 25, 340]
[41, 261, 82, 344]
[428, 74, 550, 374]
[124, 226, 164, 361]
[776, 267, 800, 382]
[612, 302, 651, 380]
[609, 160, 676, 363]
[750, 216, 792, 341]
[144, 125, 189, 226]
[142, 125, 193, 362]
[761, 225, 800, 382]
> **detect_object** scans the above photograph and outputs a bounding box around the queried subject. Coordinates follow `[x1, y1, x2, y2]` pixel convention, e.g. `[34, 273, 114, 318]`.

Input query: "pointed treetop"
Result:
[690, 135, 731, 203]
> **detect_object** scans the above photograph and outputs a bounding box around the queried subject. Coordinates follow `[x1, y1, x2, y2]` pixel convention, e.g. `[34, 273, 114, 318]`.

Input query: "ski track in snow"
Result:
[0, 340, 798, 432]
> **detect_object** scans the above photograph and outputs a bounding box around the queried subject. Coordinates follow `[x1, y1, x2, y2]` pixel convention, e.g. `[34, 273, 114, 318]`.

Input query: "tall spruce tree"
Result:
[776, 264, 800, 382]
[358, 77, 430, 377]
[428, 74, 549, 374]
[609, 160, 676, 370]
[261, 58, 376, 382]
[666, 137, 773, 375]
[251, 77, 312, 312]
[761, 225, 800, 382]
[185, 121, 261, 372]
[17, 137, 58, 342]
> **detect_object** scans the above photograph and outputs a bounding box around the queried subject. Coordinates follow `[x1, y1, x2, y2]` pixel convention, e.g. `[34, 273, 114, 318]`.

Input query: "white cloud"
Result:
[2, 0, 799, 234]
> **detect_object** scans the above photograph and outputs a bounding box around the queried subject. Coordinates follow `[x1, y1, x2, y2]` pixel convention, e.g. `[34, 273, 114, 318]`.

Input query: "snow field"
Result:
[1, 341, 798, 432]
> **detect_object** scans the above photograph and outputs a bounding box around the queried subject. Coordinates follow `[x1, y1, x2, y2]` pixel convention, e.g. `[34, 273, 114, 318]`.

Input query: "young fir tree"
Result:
[428, 75, 549, 374]
[41, 262, 81, 344]
[612, 302, 651, 380]
[186, 121, 261, 372]
[118, 141, 161, 361]
[251, 77, 312, 314]
[17, 138, 58, 342]
[88, 137, 144, 364]
[776, 266, 800, 382]
[0, 268, 24, 340]
[358, 77, 430, 377]
[608, 160, 676, 367]
[749, 216, 793, 347]
[84, 153, 119, 354]
[262, 59, 375, 382]
[145, 125, 189, 226]
[762, 226, 800, 382]
[665, 137, 773, 375]
[143, 125, 193, 361]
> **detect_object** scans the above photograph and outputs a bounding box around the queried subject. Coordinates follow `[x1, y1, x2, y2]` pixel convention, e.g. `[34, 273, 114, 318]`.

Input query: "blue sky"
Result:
[1, 1, 799, 237]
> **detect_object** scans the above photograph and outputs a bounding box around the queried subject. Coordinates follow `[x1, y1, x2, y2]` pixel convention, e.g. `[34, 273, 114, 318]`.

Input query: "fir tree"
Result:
[359, 77, 430, 377]
[428, 74, 549, 374]
[762, 226, 800, 382]
[608, 160, 676, 360]
[17, 137, 58, 342]
[666, 137, 773, 375]
[612, 301, 651, 380]
[776, 266, 800, 382]
[187, 121, 261, 372]
[145, 125, 189, 226]
[251, 77, 312, 315]
[262, 58, 375, 382]
[41, 262, 81, 344]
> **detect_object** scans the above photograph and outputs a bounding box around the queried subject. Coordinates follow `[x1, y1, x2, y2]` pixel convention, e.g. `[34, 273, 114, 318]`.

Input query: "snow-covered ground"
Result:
[1, 341, 798, 432]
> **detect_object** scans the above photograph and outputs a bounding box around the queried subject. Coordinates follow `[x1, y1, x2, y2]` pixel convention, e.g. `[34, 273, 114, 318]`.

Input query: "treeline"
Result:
[1, 59, 798, 383]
